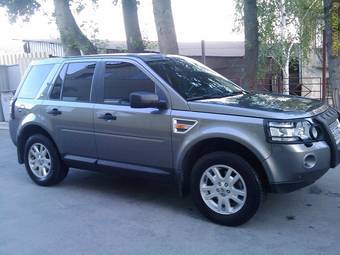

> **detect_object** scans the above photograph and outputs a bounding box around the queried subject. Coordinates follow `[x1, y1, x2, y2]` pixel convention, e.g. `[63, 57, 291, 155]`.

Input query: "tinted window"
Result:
[61, 62, 96, 102]
[50, 65, 67, 100]
[104, 62, 155, 105]
[146, 56, 243, 100]
[18, 64, 54, 99]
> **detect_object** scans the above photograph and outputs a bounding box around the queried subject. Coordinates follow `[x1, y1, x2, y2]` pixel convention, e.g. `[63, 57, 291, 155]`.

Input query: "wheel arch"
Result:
[179, 137, 270, 195]
[17, 124, 59, 164]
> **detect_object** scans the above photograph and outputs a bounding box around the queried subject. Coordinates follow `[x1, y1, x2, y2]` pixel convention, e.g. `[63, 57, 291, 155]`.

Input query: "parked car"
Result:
[9, 54, 340, 226]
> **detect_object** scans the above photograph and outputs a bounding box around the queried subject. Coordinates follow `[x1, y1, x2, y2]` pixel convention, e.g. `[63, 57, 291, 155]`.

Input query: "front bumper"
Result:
[264, 107, 340, 193]
[268, 168, 329, 193]
[264, 141, 332, 193]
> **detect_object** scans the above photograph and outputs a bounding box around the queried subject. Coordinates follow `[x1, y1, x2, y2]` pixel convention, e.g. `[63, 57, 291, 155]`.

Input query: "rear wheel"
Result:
[191, 151, 263, 226]
[24, 134, 69, 186]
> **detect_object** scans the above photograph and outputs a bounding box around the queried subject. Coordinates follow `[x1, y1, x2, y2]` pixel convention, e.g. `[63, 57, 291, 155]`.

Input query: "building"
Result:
[0, 39, 280, 93]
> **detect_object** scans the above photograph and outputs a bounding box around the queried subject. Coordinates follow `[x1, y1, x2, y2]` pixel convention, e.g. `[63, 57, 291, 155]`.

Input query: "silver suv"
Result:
[9, 54, 340, 226]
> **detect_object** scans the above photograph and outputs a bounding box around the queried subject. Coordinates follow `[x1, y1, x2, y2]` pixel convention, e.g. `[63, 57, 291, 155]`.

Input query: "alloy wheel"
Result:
[199, 164, 247, 215]
[28, 143, 52, 178]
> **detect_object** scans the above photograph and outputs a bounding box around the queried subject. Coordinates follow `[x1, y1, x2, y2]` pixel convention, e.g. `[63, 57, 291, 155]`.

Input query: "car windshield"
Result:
[145, 56, 244, 101]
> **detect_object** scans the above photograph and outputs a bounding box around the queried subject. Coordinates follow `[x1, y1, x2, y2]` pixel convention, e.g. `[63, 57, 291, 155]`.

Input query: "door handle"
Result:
[47, 108, 62, 116]
[98, 113, 116, 121]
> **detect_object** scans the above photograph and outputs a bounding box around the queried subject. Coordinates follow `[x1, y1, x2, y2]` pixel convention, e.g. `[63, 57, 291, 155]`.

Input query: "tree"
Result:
[54, 0, 97, 55]
[235, 0, 323, 94]
[260, 0, 323, 95]
[121, 0, 144, 52]
[324, 0, 340, 108]
[0, 0, 97, 56]
[152, 0, 179, 54]
[243, 0, 259, 90]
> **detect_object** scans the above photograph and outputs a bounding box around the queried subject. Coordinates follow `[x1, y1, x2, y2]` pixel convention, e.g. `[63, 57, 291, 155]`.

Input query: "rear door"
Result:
[93, 59, 173, 171]
[42, 61, 98, 160]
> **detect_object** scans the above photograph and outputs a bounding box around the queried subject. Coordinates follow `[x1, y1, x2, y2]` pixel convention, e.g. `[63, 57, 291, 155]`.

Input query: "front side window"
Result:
[61, 62, 96, 102]
[146, 56, 243, 101]
[103, 61, 155, 105]
[18, 64, 54, 99]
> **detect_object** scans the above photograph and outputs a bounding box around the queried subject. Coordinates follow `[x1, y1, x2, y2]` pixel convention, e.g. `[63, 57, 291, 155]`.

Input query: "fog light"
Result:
[310, 126, 319, 140]
[304, 154, 316, 169]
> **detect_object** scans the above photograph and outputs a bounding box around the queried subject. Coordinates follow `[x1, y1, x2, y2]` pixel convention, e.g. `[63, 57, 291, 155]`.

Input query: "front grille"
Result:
[317, 107, 339, 125]
[314, 106, 340, 167]
[329, 119, 340, 143]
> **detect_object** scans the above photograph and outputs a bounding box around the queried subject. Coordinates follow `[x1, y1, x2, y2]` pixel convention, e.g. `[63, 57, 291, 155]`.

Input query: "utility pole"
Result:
[201, 40, 206, 65]
[322, 29, 327, 102]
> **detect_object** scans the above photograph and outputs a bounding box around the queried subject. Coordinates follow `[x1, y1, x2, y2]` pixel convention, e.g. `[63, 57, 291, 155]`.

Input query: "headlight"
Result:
[266, 120, 319, 143]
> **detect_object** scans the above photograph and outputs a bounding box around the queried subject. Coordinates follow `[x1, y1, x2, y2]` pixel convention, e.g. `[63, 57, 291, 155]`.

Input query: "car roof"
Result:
[31, 53, 173, 66]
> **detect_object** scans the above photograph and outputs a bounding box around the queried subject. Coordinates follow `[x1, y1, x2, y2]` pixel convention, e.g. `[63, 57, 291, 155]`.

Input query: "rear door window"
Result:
[61, 62, 96, 102]
[18, 64, 54, 99]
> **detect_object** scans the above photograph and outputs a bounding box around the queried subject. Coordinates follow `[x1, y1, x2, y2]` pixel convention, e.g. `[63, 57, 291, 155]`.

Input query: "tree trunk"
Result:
[282, 57, 290, 95]
[324, 0, 340, 108]
[152, 0, 179, 54]
[122, 0, 144, 53]
[282, 43, 293, 95]
[280, 0, 290, 95]
[242, 0, 259, 90]
[53, 0, 97, 56]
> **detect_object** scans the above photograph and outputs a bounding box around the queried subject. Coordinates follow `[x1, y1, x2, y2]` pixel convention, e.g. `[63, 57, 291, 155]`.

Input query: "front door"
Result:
[94, 60, 172, 170]
[42, 61, 97, 159]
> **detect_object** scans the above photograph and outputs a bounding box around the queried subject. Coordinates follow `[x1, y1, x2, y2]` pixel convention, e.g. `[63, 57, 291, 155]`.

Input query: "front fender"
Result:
[173, 122, 272, 173]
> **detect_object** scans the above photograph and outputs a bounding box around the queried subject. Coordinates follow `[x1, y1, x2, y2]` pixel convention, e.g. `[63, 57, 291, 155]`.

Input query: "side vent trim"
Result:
[173, 118, 198, 134]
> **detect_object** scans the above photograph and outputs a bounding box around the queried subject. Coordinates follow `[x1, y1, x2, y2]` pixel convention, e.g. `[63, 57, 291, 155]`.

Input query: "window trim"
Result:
[48, 63, 68, 101]
[95, 58, 170, 107]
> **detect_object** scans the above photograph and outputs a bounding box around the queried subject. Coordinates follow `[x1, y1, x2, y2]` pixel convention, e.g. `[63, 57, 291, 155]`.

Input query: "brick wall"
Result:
[191, 56, 244, 85]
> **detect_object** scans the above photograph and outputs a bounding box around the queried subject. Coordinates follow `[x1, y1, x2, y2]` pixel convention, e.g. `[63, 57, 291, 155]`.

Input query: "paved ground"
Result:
[1, 130, 340, 255]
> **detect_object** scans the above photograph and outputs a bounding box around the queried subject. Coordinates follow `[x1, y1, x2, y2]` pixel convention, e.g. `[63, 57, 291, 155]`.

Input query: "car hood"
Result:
[188, 92, 327, 119]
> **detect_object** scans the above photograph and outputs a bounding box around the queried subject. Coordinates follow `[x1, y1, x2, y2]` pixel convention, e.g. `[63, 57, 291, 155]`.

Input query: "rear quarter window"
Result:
[18, 64, 54, 99]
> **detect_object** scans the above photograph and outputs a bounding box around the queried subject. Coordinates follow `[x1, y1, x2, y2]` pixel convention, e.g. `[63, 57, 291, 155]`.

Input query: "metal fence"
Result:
[229, 76, 327, 102]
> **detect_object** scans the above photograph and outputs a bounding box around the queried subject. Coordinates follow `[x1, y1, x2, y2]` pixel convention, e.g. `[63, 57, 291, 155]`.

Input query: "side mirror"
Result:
[130, 91, 166, 109]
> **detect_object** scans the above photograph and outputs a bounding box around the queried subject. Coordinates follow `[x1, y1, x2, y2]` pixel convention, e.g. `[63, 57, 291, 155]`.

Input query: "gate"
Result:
[230, 76, 327, 102]
[256, 76, 323, 100]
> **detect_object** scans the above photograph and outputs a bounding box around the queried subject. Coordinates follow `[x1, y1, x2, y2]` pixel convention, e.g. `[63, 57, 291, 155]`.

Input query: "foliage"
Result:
[0, 0, 41, 22]
[330, 0, 340, 56]
[143, 36, 158, 51]
[234, 0, 323, 76]
[71, 0, 99, 14]
[79, 20, 108, 53]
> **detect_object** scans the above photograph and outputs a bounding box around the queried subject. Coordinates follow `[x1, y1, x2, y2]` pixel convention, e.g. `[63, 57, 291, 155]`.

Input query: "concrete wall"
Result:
[0, 65, 19, 121]
[0, 65, 20, 92]
[0, 66, 9, 92]
[7, 65, 21, 91]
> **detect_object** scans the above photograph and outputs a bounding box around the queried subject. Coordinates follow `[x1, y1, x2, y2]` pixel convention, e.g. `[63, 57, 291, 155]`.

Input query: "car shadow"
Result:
[61, 168, 204, 219]
[58, 168, 312, 227]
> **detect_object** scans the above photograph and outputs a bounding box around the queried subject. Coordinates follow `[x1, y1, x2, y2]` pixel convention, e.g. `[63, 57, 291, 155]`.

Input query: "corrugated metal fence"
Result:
[0, 52, 50, 76]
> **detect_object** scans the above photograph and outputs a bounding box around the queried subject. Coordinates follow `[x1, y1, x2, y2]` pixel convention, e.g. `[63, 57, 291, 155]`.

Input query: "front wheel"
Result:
[191, 151, 263, 226]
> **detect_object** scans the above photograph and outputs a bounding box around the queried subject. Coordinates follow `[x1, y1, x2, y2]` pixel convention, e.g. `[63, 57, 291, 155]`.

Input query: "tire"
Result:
[24, 134, 69, 186]
[191, 151, 263, 226]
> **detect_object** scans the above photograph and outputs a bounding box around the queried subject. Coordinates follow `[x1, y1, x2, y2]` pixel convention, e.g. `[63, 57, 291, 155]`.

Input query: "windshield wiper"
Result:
[186, 91, 244, 101]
